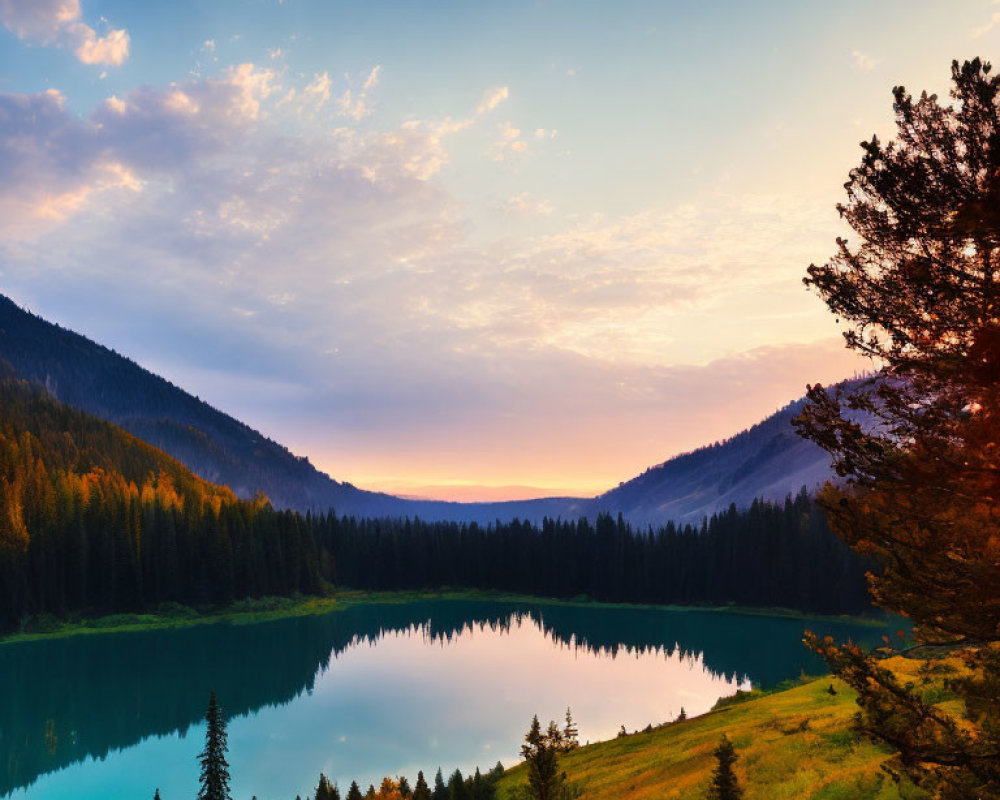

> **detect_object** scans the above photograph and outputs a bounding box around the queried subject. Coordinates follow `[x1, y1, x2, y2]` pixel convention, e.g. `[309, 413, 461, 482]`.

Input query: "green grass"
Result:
[496, 661, 932, 800]
[0, 589, 891, 646]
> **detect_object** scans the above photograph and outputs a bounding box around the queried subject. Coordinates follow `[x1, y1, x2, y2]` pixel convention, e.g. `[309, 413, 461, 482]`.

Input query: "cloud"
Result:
[362, 65, 381, 92]
[0, 63, 283, 239]
[476, 86, 509, 114]
[972, 9, 1000, 38]
[0, 74, 839, 366]
[490, 121, 528, 160]
[0, 66, 853, 492]
[851, 50, 879, 71]
[502, 193, 554, 216]
[337, 65, 381, 120]
[0, 0, 130, 65]
[74, 26, 128, 65]
[303, 71, 332, 108]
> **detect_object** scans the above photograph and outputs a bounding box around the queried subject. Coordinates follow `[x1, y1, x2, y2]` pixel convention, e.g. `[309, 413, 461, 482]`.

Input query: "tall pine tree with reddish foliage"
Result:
[797, 58, 1000, 799]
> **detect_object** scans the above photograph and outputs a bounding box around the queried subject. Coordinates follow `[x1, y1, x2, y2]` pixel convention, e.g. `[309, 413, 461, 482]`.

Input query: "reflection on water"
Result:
[1, 599, 893, 800]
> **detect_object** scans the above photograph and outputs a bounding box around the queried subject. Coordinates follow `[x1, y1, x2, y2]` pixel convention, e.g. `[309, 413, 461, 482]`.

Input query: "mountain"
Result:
[0, 294, 838, 526]
[0, 295, 585, 523]
[594, 396, 836, 527]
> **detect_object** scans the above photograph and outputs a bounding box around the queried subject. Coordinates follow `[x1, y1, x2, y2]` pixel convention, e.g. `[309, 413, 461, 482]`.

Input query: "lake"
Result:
[1, 599, 895, 800]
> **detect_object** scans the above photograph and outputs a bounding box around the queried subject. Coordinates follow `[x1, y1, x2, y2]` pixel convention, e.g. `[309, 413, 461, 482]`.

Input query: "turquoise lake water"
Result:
[1, 599, 895, 800]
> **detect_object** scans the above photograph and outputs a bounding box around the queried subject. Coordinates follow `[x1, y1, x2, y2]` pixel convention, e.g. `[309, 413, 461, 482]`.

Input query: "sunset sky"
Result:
[1, 0, 997, 500]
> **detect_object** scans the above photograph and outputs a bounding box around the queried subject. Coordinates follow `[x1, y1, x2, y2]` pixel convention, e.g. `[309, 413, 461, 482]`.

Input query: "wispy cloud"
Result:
[337, 65, 381, 120]
[851, 50, 879, 71]
[303, 71, 332, 108]
[0, 0, 130, 65]
[476, 86, 509, 114]
[490, 121, 528, 160]
[972, 5, 1000, 38]
[0, 62, 853, 491]
[502, 193, 554, 216]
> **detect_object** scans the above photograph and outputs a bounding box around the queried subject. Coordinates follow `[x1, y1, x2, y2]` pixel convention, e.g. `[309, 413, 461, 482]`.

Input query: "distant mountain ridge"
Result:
[593, 396, 836, 526]
[0, 294, 838, 526]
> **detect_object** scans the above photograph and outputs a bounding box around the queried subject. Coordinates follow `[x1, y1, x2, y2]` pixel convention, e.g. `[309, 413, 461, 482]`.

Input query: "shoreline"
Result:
[0, 589, 893, 646]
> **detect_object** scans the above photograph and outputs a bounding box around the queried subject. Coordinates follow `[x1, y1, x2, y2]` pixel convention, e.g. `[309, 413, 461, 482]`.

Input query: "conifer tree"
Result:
[398, 775, 412, 798]
[432, 769, 447, 800]
[316, 773, 336, 800]
[706, 735, 742, 800]
[412, 771, 431, 800]
[561, 708, 578, 751]
[468, 768, 488, 800]
[521, 715, 563, 800]
[797, 57, 1000, 799]
[447, 769, 468, 800]
[347, 780, 364, 800]
[197, 691, 231, 800]
[153, 790, 161, 800]
[544, 720, 563, 751]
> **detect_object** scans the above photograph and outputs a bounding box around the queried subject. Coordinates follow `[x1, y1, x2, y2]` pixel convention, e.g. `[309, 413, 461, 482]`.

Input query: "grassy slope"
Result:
[497, 659, 932, 800]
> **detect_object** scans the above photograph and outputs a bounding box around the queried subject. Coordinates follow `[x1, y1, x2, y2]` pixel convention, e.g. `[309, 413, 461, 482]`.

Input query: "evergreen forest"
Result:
[0, 376, 870, 632]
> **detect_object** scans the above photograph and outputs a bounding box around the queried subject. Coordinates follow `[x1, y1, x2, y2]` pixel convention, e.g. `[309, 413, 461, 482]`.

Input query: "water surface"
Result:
[1, 599, 894, 799]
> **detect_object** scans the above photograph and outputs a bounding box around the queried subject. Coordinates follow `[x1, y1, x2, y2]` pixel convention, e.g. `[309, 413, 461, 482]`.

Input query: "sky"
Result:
[1, 0, 998, 501]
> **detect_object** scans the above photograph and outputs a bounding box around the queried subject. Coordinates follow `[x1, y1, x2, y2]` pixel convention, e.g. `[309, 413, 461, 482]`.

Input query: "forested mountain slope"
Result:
[0, 294, 391, 513]
[0, 377, 330, 626]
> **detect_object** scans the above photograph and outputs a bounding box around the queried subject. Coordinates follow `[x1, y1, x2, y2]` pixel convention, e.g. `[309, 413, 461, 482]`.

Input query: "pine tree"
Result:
[153, 790, 161, 800]
[398, 775, 412, 798]
[544, 720, 563, 752]
[706, 735, 742, 800]
[332, 784, 342, 800]
[316, 773, 336, 800]
[432, 769, 447, 800]
[561, 708, 578, 751]
[447, 769, 468, 800]
[521, 715, 564, 800]
[797, 57, 1000, 800]
[197, 691, 231, 800]
[347, 781, 364, 800]
[412, 771, 432, 800]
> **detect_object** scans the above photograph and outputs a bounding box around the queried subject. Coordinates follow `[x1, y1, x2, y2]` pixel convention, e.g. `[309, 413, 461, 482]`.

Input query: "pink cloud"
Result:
[0, 0, 129, 65]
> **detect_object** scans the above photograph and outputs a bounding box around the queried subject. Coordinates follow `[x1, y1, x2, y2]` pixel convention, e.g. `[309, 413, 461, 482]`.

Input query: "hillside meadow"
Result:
[495, 656, 947, 800]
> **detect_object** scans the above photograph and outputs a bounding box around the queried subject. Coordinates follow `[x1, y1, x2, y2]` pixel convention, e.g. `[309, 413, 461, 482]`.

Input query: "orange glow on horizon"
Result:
[353, 480, 606, 503]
